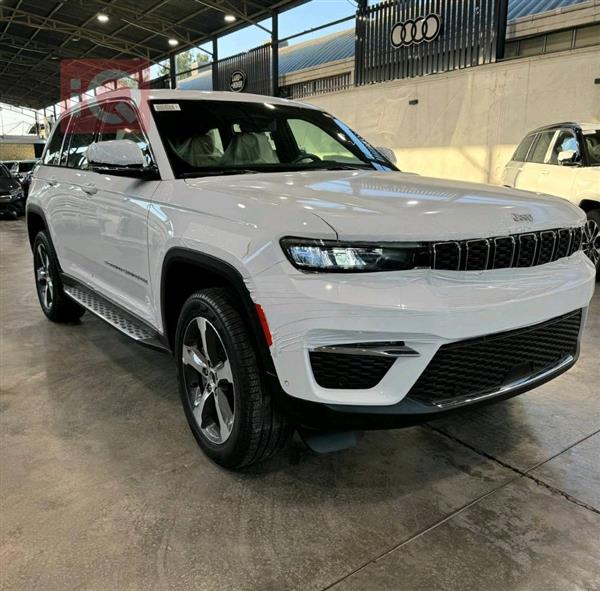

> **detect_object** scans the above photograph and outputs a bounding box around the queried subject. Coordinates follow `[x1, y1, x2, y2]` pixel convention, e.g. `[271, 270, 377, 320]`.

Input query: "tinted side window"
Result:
[548, 130, 580, 165]
[97, 101, 153, 167]
[42, 120, 67, 166]
[527, 131, 555, 164]
[63, 110, 98, 170]
[512, 134, 535, 162]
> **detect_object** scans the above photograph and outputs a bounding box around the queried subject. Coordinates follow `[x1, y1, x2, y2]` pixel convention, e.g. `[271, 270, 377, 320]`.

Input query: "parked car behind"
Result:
[3, 159, 38, 199]
[502, 122, 600, 274]
[0, 163, 25, 218]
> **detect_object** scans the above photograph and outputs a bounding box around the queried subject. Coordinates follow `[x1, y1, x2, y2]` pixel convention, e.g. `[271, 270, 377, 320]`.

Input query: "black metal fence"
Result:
[281, 72, 352, 99]
[214, 44, 272, 95]
[355, 0, 505, 85]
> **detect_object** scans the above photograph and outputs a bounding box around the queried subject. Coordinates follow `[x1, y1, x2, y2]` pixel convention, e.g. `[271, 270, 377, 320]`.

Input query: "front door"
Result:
[86, 100, 159, 326]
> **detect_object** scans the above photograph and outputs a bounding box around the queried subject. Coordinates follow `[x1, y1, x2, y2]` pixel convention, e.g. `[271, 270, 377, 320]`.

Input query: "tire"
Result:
[175, 288, 292, 469]
[584, 209, 600, 280]
[33, 231, 85, 322]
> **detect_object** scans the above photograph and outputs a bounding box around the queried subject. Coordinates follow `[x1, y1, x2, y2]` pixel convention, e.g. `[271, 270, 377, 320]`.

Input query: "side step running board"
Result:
[64, 284, 170, 353]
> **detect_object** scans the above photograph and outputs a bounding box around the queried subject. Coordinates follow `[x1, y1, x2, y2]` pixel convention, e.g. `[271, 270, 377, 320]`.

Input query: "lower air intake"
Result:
[407, 309, 582, 405]
[309, 352, 395, 389]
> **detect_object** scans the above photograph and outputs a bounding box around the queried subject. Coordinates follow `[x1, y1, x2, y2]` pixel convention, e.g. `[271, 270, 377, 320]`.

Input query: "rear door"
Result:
[514, 131, 555, 193]
[503, 133, 536, 188]
[84, 99, 159, 325]
[33, 115, 79, 271]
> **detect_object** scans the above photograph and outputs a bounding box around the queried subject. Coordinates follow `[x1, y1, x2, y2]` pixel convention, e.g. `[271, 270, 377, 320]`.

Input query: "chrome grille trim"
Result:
[492, 236, 516, 269]
[432, 241, 461, 271]
[539, 230, 557, 265]
[431, 225, 584, 271]
[465, 239, 491, 271]
[517, 233, 538, 267]
[556, 228, 572, 260]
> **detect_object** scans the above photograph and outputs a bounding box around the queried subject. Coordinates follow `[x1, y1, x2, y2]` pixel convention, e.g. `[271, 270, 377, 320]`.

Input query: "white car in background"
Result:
[503, 122, 600, 274]
[26, 91, 597, 468]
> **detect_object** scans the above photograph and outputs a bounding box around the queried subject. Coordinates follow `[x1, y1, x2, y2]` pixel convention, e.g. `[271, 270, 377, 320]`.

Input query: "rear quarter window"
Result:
[512, 134, 535, 162]
[527, 131, 555, 164]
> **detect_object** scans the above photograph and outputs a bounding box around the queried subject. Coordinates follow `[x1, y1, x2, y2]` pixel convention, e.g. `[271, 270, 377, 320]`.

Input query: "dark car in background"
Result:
[0, 163, 26, 218]
[3, 160, 38, 199]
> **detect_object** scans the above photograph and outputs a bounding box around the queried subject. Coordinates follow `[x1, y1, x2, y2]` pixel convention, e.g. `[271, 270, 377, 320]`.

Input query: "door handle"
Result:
[82, 182, 98, 196]
[540, 170, 550, 175]
[47, 176, 57, 186]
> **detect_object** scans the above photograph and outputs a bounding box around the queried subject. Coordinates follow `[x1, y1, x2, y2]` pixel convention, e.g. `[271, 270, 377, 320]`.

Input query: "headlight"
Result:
[280, 237, 429, 272]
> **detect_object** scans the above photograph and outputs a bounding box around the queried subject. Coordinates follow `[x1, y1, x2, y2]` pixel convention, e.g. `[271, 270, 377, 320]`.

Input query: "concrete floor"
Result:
[1, 219, 599, 591]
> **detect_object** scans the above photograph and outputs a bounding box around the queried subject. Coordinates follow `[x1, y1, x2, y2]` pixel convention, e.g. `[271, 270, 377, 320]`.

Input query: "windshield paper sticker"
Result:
[154, 103, 181, 111]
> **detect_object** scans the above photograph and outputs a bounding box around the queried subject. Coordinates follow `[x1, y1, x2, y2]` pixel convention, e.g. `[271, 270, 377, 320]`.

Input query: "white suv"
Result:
[27, 91, 597, 468]
[502, 122, 600, 274]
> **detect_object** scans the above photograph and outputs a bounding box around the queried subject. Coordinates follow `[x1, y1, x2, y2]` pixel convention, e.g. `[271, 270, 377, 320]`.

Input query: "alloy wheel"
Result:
[583, 219, 600, 268]
[35, 244, 54, 310]
[182, 316, 235, 445]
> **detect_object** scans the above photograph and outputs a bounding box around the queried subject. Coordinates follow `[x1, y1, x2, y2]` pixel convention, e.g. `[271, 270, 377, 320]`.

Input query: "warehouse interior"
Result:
[1, 0, 599, 589]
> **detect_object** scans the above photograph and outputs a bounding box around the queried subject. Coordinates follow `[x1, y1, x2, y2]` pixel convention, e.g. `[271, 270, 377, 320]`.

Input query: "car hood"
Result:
[185, 170, 585, 241]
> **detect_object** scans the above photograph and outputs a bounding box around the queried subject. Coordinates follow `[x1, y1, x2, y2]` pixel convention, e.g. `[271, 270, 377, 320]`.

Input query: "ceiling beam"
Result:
[0, 6, 159, 61]
[0, 1, 66, 77]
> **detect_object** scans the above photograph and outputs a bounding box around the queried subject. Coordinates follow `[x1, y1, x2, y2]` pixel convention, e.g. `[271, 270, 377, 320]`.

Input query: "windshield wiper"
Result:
[307, 161, 372, 171]
[181, 169, 259, 178]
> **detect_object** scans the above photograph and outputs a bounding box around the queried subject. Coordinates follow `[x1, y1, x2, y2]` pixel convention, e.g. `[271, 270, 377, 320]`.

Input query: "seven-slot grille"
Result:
[432, 226, 584, 271]
[407, 309, 582, 405]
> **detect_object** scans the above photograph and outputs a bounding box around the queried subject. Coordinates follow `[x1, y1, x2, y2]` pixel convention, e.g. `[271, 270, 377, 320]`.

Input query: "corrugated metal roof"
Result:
[179, 0, 590, 91]
[179, 29, 355, 91]
[508, 0, 589, 20]
[180, 71, 212, 91]
[279, 29, 355, 74]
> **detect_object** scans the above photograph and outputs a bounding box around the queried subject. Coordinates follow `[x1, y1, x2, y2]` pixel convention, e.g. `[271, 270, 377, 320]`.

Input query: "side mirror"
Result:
[557, 150, 580, 166]
[87, 140, 155, 177]
[375, 146, 397, 165]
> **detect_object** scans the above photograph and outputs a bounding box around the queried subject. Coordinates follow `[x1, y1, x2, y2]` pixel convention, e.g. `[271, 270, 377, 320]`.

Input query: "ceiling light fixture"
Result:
[224, 14, 236, 22]
[168, 38, 179, 47]
[97, 13, 109, 23]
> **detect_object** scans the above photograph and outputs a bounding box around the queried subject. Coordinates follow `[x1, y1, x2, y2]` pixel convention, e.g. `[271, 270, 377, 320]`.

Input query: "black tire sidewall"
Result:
[175, 292, 260, 467]
[33, 231, 60, 319]
[32, 230, 85, 322]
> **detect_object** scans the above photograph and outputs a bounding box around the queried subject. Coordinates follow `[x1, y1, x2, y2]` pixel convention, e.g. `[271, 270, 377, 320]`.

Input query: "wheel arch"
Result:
[160, 248, 276, 374]
[26, 205, 49, 250]
[578, 199, 600, 213]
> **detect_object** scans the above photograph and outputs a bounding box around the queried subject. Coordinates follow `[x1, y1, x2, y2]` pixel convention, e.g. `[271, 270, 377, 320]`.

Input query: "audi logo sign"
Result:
[390, 13, 442, 47]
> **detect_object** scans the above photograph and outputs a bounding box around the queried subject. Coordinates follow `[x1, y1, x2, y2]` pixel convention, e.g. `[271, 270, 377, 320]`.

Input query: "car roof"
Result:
[528, 122, 600, 134]
[58, 88, 322, 122]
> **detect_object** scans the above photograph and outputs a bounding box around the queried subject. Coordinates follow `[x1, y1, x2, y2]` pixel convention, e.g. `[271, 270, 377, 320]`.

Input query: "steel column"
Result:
[496, 0, 509, 59]
[271, 10, 279, 97]
[212, 38, 219, 91]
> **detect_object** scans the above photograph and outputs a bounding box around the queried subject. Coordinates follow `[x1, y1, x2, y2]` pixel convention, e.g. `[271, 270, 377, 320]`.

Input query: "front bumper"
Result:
[254, 252, 595, 414]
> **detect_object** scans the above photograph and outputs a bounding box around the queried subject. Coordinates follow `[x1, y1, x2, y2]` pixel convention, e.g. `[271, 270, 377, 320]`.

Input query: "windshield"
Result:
[583, 130, 600, 166]
[150, 99, 395, 178]
[0, 164, 10, 178]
